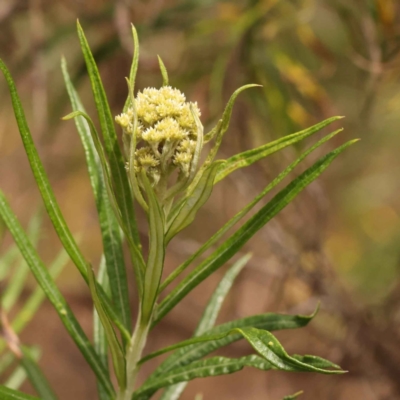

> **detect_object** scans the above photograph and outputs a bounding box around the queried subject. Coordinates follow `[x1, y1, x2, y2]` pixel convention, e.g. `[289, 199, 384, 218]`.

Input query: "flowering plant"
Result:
[0, 22, 356, 400]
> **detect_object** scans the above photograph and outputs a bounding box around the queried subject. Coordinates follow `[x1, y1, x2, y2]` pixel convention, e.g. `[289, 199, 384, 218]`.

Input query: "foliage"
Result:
[0, 21, 354, 400]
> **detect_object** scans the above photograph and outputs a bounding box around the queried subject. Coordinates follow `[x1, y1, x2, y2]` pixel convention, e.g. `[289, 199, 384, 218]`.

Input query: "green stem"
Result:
[117, 312, 150, 400]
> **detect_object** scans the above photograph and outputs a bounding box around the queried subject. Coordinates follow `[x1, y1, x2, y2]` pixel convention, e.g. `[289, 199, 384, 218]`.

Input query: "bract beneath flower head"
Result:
[116, 86, 201, 188]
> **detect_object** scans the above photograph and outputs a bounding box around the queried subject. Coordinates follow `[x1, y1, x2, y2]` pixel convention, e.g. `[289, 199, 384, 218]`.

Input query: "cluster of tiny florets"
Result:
[115, 86, 201, 185]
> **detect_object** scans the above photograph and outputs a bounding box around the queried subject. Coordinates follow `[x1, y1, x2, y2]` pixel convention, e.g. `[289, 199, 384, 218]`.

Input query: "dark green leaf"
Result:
[0, 58, 127, 340]
[0, 192, 114, 397]
[86, 264, 126, 389]
[61, 58, 132, 331]
[159, 253, 251, 400]
[149, 308, 317, 380]
[76, 21, 143, 284]
[0, 386, 40, 400]
[159, 128, 342, 292]
[133, 355, 272, 398]
[215, 116, 343, 183]
[233, 327, 344, 374]
[154, 140, 356, 324]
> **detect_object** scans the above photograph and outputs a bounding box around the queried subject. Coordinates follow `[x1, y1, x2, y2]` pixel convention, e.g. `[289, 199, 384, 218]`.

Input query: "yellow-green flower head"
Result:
[116, 86, 201, 185]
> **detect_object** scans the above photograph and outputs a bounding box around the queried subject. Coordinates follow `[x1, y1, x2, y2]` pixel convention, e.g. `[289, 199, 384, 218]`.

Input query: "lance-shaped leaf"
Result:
[76, 21, 141, 264]
[0, 59, 127, 340]
[3, 213, 42, 312]
[86, 264, 126, 390]
[282, 391, 303, 400]
[0, 386, 40, 400]
[123, 24, 139, 112]
[158, 55, 169, 86]
[93, 257, 112, 400]
[0, 192, 115, 397]
[235, 327, 343, 373]
[159, 253, 251, 400]
[166, 161, 225, 243]
[203, 84, 261, 144]
[195, 253, 251, 335]
[62, 110, 145, 295]
[154, 140, 357, 324]
[61, 59, 132, 329]
[141, 172, 165, 322]
[20, 346, 57, 400]
[148, 308, 317, 380]
[159, 128, 342, 292]
[133, 355, 272, 398]
[215, 116, 344, 183]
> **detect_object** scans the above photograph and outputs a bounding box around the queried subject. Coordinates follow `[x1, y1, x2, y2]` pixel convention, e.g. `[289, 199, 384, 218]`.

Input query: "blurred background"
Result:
[1, 0, 400, 399]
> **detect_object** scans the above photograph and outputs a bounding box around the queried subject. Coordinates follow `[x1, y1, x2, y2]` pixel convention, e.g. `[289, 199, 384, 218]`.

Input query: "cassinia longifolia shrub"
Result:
[0, 22, 356, 400]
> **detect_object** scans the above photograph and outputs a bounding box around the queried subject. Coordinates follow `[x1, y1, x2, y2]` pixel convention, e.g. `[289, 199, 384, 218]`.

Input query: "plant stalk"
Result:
[117, 311, 150, 400]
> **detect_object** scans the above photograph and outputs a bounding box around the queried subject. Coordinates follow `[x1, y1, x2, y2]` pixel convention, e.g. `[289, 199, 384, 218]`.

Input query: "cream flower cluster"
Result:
[115, 86, 201, 185]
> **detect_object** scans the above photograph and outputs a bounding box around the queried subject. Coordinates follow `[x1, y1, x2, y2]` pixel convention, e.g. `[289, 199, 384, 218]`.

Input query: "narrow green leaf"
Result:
[159, 128, 341, 292]
[3, 213, 42, 312]
[141, 172, 165, 322]
[0, 59, 127, 340]
[154, 140, 356, 324]
[133, 355, 272, 398]
[61, 59, 132, 331]
[0, 192, 115, 397]
[215, 116, 344, 183]
[149, 308, 317, 380]
[86, 264, 126, 390]
[159, 254, 251, 400]
[157, 56, 169, 86]
[166, 161, 224, 243]
[196, 253, 251, 335]
[203, 84, 261, 144]
[292, 354, 341, 370]
[0, 386, 40, 400]
[234, 327, 344, 373]
[93, 257, 111, 400]
[282, 391, 303, 399]
[0, 246, 19, 281]
[20, 346, 57, 400]
[0, 353, 14, 375]
[0, 249, 68, 356]
[123, 24, 140, 113]
[76, 21, 142, 279]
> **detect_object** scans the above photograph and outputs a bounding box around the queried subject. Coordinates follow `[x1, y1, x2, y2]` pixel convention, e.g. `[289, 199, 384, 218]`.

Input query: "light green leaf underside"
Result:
[141, 172, 165, 321]
[166, 161, 224, 243]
